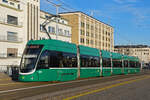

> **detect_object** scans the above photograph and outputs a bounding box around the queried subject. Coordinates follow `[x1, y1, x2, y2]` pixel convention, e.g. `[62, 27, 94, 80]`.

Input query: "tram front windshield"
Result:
[20, 45, 43, 73]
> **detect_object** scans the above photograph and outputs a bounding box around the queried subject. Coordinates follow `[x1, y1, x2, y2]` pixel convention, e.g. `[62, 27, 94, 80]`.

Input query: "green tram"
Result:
[19, 39, 141, 82]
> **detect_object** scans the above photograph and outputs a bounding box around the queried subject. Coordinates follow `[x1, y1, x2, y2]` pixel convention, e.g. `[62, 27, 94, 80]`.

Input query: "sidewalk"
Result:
[0, 72, 11, 79]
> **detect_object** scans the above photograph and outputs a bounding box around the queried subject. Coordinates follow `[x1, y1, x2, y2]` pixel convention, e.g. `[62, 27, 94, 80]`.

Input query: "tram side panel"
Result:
[111, 52, 123, 75]
[101, 50, 112, 77]
[79, 45, 101, 78]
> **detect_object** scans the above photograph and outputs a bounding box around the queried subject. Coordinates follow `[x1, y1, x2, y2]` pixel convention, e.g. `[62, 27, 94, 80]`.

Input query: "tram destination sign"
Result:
[27, 45, 41, 49]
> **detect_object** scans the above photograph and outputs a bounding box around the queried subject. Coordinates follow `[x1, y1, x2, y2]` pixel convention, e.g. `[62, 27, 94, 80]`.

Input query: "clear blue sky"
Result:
[40, 0, 150, 45]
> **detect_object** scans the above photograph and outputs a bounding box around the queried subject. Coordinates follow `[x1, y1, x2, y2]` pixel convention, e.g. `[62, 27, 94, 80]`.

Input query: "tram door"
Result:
[37, 51, 49, 81]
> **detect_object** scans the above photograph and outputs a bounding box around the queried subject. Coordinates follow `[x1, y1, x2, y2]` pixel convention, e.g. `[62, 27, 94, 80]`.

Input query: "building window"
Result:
[64, 30, 70, 36]
[95, 27, 98, 31]
[103, 30, 104, 35]
[99, 42, 101, 46]
[91, 33, 94, 38]
[95, 41, 97, 46]
[86, 31, 89, 36]
[103, 36, 104, 40]
[106, 43, 107, 47]
[58, 28, 63, 35]
[48, 26, 55, 34]
[106, 31, 107, 35]
[62, 20, 65, 24]
[52, 27, 55, 33]
[64, 30, 68, 36]
[81, 22, 85, 28]
[18, 4, 20, 9]
[7, 15, 18, 25]
[86, 24, 89, 29]
[57, 19, 60, 23]
[48, 26, 51, 33]
[99, 35, 101, 39]
[80, 30, 85, 35]
[91, 25, 94, 30]
[80, 38, 84, 43]
[7, 48, 18, 57]
[7, 31, 18, 41]
[95, 34, 97, 38]
[2, 0, 8, 3]
[10, 2, 14, 6]
[86, 39, 89, 44]
[90, 40, 93, 45]
[40, 24, 44, 32]
[40, 37, 46, 40]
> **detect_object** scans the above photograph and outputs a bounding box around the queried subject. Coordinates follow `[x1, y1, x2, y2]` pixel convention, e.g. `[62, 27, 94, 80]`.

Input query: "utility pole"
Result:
[55, 4, 61, 40]
[41, 15, 60, 39]
[110, 29, 112, 52]
[141, 51, 143, 71]
[46, 0, 61, 40]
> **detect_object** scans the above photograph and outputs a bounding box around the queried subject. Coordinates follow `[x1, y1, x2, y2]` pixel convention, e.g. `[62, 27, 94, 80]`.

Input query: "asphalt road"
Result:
[0, 70, 150, 100]
[71, 74, 150, 100]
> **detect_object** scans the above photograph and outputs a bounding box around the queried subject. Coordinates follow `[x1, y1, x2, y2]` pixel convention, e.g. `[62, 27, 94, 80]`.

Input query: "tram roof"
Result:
[111, 52, 123, 59]
[79, 45, 100, 57]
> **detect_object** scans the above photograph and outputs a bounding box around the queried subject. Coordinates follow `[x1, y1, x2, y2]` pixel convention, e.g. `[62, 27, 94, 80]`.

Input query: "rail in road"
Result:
[0, 70, 150, 100]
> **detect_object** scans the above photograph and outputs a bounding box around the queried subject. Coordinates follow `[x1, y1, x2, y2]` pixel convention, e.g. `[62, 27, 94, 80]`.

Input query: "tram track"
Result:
[0, 71, 149, 100]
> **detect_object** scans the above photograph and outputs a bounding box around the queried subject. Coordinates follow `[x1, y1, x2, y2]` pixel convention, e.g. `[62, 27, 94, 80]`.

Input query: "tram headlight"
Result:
[31, 76, 34, 80]
[22, 76, 25, 79]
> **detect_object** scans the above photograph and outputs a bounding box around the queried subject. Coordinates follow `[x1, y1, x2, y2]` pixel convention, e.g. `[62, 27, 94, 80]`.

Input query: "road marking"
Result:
[63, 75, 150, 100]
[0, 90, 18, 96]
[0, 82, 23, 86]
[0, 78, 10, 81]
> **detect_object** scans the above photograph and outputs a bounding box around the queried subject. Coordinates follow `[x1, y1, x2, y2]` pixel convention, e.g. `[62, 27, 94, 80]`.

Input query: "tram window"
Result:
[37, 50, 77, 68]
[80, 55, 88, 67]
[37, 51, 49, 69]
[49, 51, 60, 67]
[124, 60, 128, 67]
[102, 58, 111, 67]
[131, 61, 140, 68]
[112, 59, 122, 67]
[48, 51, 77, 68]
[62, 53, 77, 67]
[129, 61, 136, 68]
[136, 62, 141, 68]
[80, 55, 100, 67]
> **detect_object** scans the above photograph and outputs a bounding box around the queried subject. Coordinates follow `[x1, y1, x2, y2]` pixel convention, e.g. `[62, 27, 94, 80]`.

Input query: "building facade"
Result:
[115, 45, 150, 64]
[60, 11, 114, 51]
[0, 0, 27, 66]
[39, 10, 71, 42]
